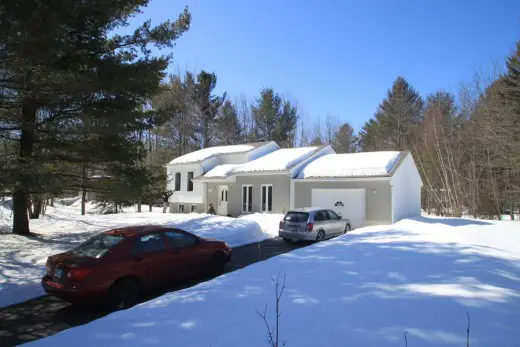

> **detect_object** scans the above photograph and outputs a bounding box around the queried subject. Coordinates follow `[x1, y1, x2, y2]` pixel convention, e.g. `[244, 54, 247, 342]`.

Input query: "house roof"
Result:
[232, 146, 323, 174]
[296, 151, 404, 179]
[199, 164, 239, 179]
[167, 142, 271, 165]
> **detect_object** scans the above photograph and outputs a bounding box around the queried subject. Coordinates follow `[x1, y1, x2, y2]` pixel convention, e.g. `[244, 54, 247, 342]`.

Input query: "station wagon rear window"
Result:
[284, 212, 309, 222]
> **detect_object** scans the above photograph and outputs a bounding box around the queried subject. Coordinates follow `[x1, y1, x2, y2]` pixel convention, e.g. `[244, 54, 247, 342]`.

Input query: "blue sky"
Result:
[131, 0, 520, 131]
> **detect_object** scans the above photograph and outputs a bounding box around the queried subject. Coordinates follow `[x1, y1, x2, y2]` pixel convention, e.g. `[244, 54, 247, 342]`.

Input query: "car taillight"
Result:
[279, 221, 284, 229]
[67, 268, 93, 281]
[306, 223, 313, 231]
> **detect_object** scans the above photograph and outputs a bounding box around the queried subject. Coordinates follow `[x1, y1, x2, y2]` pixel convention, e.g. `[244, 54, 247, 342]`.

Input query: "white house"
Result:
[165, 142, 279, 213]
[166, 143, 423, 226]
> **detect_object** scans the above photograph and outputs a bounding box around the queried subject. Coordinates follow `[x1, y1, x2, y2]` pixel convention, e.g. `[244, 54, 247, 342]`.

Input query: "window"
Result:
[187, 172, 194, 192]
[175, 172, 181, 191]
[178, 204, 184, 213]
[70, 233, 124, 259]
[261, 185, 273, 212]
[137, 233, 164, 253]
[165, 230, 198, 249]
[313, 210, 329, 222]
[191, 205, 197, 213]
[242, 185, 252, 212]
[284, 212, 309, 222]
[327, 210, 341, 220]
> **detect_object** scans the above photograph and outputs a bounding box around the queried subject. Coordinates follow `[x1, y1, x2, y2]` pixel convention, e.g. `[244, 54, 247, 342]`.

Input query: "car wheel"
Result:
[344, 224, 351, 234]
[283, 238, 292, 244]
[316, 230, 325, 242]
[107, 278, 140, 310]
[210, 252, 228, 276]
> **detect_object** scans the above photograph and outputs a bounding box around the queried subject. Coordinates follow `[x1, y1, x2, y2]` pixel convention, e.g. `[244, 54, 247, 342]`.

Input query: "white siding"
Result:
[167, 164, 204, 204]
[390, 153, 422, 223]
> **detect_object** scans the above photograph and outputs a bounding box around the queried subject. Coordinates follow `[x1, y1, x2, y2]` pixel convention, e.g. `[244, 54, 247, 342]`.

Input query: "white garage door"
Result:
[311, 189, 366, 229]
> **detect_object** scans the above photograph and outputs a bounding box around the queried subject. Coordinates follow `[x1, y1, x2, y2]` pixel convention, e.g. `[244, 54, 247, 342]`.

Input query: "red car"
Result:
[42, 225, 232, 309]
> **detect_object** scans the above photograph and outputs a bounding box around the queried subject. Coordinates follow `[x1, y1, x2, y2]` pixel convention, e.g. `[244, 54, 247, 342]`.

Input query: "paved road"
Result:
[0, 237, 308, 347]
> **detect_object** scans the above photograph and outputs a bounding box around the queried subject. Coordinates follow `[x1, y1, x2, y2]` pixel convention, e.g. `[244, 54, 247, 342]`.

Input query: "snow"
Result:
[0, 203, 280, 309]
[201, 164, 238, 179]
[233, 147, 319, 173]
[25, 216, 520, 347]
[297, 151, 401, 178]
[168, 144, 255, 164]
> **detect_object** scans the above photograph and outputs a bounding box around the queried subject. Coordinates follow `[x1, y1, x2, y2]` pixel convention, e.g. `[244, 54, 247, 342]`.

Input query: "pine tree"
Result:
[378, 77, 424, 150]
[216, 101, 242, 145]
[0, 0, 191, 234]
[332, 122, 358, 153]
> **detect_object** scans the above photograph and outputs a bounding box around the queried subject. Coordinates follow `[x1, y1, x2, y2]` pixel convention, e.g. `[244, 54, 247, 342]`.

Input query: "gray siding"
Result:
[169, 202, 205, 214]
[206, 175, 291, 217]
[293, 180, 392, 225]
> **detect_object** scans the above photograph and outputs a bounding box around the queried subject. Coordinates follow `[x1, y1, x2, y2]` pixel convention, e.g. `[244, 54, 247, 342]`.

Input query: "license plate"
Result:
[288, 225, 297, 232]
[54, 268, 63, 279]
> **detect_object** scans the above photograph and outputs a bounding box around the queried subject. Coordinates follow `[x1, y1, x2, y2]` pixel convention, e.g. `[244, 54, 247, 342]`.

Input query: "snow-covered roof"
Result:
[168, 144, 257, 165]
[297, 151, 402, 179]
[201, 164, 239, 179]
[233, 147, 320, 174]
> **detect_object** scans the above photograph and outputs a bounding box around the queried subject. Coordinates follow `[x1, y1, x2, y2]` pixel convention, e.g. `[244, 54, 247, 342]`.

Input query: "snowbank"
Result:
[26, 216, 520, 347]
[0, 204, 279, 308]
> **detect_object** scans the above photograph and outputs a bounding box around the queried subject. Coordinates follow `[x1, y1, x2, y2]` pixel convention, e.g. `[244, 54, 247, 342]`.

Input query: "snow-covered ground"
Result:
[25, 216, 520, 347]
[0, 202, 282, 309]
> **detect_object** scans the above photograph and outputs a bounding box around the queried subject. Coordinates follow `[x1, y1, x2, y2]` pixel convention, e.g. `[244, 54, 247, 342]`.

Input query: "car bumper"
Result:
[41, 275, 105, 303]
[279, 230, 317, 241]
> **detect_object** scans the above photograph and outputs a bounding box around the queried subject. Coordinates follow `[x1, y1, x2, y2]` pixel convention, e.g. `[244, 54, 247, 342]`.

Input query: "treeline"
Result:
[357, 47, 520, 219]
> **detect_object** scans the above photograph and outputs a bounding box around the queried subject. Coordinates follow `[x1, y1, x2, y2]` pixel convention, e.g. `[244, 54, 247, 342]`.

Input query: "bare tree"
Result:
[256, 273, 287, 347]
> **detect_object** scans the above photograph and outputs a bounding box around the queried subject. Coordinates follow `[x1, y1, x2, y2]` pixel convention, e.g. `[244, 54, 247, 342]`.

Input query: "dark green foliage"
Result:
[0, 0, 190, 234]
[216, 101, 242, 145]
[332, 122, 357, 153]
[252, 88, 298, 147]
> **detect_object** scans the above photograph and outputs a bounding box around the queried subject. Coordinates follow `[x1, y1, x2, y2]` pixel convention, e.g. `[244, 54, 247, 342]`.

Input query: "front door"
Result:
[218, 185, 228, 215]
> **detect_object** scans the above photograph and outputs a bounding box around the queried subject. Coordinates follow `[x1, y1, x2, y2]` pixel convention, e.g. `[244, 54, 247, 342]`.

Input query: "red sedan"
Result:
[42, 225, 232, 309]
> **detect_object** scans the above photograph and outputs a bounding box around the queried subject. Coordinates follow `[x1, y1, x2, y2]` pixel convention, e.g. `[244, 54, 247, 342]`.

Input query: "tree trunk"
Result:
[114, 202, 118, 214]
[137, 201, 142, 213]
[12, 92, 36, 235]
[50, 198, 54, 207]
[81, 165, 87, 216]
[149, 204, 152, 212]
[30, 196, 43, 219]
[12, 190, 30, 235]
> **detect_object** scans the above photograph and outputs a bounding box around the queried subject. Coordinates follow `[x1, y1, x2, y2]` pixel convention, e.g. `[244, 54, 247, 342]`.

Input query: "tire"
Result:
[107, 278, 140, 310]
[316, 230, 325, 242]
[283, 238, 292, 244]
[344, 224, 351, 234]
[210, 252, 228, 276]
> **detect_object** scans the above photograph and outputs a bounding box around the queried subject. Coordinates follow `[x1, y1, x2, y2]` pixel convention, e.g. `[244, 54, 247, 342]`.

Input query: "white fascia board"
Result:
[292, 176, 391, 183]
[233, 171, 290, 177]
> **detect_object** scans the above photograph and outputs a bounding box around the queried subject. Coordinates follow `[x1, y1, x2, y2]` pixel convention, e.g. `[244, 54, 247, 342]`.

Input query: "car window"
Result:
[165, 230, 198, 249]
[327, 210, 341, 220]
[284, 212, 309, 222]
[70, 233, 124, 259]
[314, 211, 328, 221]
[137, 233, 165, 253]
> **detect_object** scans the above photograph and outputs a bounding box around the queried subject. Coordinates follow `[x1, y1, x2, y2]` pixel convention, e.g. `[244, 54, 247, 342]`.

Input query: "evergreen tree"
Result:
[378, 77, 424, 150]
[0, 0, 190, 234]
[332, 122, 357, 153]
[216, 101, 242, 145]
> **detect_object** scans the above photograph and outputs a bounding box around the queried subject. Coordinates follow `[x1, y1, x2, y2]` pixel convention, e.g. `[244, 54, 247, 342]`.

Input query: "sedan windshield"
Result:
[70, 233, 124, 258]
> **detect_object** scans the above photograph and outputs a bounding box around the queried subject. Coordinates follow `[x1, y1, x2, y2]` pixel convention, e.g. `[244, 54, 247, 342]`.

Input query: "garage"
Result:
[291, 151, 423, 227]
[311, 189, 366, 228]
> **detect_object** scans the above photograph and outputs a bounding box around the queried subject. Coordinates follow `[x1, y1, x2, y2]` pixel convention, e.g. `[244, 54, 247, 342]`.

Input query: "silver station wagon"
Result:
[279, 207, 352, 243]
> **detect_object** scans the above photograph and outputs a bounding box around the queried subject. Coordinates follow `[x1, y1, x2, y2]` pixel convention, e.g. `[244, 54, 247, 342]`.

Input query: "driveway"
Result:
[0, 237, 308, 347]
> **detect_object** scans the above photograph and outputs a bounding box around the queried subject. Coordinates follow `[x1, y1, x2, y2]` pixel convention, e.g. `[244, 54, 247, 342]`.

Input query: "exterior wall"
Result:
[293, 180, 393, 226]
[166, 164, 204, 204]
[390, 154, 423, 222]
[168, 202, 205, 214]
[206, 175, 291, 217]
